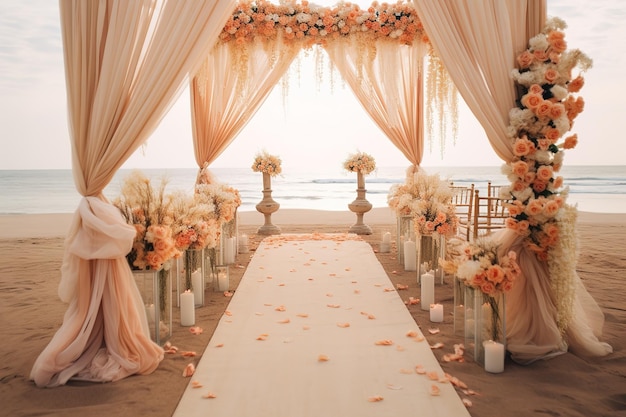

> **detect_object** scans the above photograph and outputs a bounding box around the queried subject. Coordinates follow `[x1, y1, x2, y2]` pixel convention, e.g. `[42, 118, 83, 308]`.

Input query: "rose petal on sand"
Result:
[202, 392, 217, 399]
[400, 368, 414, 374]
[215, 343, 224, 348]
[462, 398, 473, 407]
[428, 328, 440, 335]
[296, 313, 309, 318]
[397, 284, 409, 290]
[337, 322, 350, 328]
[430, 342, 444, 349]
[224, 310, 233, 316]
[318, 354, 329, 362]
[181, 351, 196, 357]
[191, 381, 203, 388]
[190, 326, 203, 335]
[368, 396, 384, 402]
[224, 291, 233, 297]
[387, 384, 403, 390]
[182, 363, 195, 377]
[415, 366, 426, 375]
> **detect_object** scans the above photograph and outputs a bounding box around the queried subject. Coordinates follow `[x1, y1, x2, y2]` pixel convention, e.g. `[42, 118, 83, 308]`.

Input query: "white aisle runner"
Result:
[173, 234, 470, 417]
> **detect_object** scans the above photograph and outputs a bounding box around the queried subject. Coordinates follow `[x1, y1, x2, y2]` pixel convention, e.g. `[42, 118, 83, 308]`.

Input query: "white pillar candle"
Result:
[382, 232, 391, 244]
[483, 340, 505, 373]
[180, 290, 195, 326]
[420, 271, 434, 311]
[429, 303, 444, 322]
[239, 234, 249, 254]
[223, 237, 235, 264]
[217, 269, 229, 292]
[145, 304, 155, 326]
[403, 240, 416, 271]
[192, 270, 203, 307]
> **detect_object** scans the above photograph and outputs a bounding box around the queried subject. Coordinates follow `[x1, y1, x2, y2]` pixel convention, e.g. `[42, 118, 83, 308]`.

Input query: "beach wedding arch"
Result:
[31, 1, 612, 392]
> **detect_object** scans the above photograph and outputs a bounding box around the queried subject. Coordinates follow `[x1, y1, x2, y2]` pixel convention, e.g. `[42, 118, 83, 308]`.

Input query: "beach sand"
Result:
[0, 208, 624, 417]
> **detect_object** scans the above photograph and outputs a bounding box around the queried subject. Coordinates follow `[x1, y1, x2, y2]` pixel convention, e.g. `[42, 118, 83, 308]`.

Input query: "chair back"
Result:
[472, 189, 509, 240]
[449, 183, 475, 241]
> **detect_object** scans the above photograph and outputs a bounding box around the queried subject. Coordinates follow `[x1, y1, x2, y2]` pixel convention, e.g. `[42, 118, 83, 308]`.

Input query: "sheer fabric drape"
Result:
[414, 0, 611, 362]
[325, 41, 428, 167]
[191, 40, 299, 169]
[30, 0, 234, 387]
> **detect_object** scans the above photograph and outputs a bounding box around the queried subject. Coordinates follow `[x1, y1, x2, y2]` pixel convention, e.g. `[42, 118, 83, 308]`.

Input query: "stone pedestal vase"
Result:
[256, 172, 281, 235]
[348, 171, 372, 235]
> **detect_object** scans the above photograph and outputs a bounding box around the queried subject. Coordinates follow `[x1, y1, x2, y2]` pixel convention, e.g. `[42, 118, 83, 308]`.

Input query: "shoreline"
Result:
[1, 208, 625, 239]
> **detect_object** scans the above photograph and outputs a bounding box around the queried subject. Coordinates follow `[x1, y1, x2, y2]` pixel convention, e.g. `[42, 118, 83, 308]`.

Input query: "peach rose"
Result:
[533, 180, 548, 193]
[563, 134, 578, 149]
[513, 137, 532, 156]
[521, 93, 543, 110]
[517, 50, 534, 68]
[486, 265, 505, 284]
[568, 76, 585, 93]
[549, 37, 567, 54]
[542, 127, 560, 142]
[544, 200, 561, 217]
[506, 217, 520, 232]
[535, 100, 552, 117]
[512, 180, 527, 192]
[544, 68, 559, 83]
[533, 49, 549, 62]
[524, 171, 536, 184]
[553, 176, 564, 189]
[549, 103, 565, 120]
[536, 165, 553, 182]
[512, 160, 530, 177]
[480, 282, 497, 296]
[529, 84, 543, 94]
[525, 199, 544, 216]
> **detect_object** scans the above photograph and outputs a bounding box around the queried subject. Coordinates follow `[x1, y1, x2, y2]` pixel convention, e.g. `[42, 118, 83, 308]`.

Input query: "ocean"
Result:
[0, 165, 625, 215]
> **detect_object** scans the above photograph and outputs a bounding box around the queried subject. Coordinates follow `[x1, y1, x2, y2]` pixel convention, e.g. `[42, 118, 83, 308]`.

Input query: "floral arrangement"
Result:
[252, 151, 282, 176]
[219, 0, 429, 47]
[113, 170, 178, 271]
[195, 163, 242, 226]
[387, 167, 457, 236]
[343, 151, 376, 175]
[501, 18, 592, 261]
[442, 237, 521, 342]
[169, 191, 220, 252]
[449, 238, 521, 296]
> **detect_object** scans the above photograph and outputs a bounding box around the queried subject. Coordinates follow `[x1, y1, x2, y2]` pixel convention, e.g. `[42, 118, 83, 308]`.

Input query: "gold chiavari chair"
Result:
[471, 189, 509, 241]
[449, 183, 475, 241]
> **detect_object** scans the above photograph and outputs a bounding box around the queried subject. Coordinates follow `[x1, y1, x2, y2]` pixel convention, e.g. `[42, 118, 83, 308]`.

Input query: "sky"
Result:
[1, 0, 625, 173]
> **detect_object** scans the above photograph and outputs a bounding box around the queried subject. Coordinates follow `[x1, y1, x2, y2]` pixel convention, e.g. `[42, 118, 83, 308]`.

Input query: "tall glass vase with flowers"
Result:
[388, 167, 457, 282]
[443, 237, 521, 367]
[113, 170, 177, 345]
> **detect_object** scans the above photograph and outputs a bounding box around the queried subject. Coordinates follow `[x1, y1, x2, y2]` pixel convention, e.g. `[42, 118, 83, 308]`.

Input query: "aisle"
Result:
[173, 233, 470, 417]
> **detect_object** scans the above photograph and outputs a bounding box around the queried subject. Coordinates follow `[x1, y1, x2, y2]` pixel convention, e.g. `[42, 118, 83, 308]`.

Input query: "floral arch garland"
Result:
[202, 0, 458, 152]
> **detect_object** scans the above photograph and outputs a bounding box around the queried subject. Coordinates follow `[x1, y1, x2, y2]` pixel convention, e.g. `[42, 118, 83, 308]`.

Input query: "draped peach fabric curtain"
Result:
[415, 0, 611, 363]
[413, 0, 546, 162]
[191, 40, 300, 169]
[30, 0, 234, 387]
[324, 41, 428, 167]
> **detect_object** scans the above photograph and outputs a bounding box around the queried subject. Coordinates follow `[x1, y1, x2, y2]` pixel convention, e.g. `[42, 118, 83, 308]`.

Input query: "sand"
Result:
[0, 208, 624, 417]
